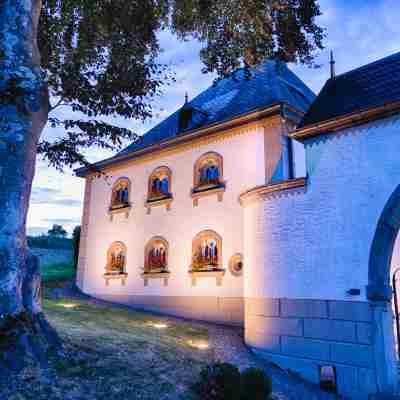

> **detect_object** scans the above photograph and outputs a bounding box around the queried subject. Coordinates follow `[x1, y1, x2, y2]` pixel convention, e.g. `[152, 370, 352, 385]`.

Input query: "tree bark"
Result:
[0, 0, 60, 373]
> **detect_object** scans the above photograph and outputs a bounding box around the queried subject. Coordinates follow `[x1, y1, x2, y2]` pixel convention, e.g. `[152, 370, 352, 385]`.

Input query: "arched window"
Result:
[105, 241, 127, 275]
[194, 152, 223, 189]
[146, 167, 173, 214]
[110, 178, 131, 209]
[144, 236, 169, 273]
[192, 152, 225, 206]
[148, 166, 172, 201]
[191, 230, 222, 271]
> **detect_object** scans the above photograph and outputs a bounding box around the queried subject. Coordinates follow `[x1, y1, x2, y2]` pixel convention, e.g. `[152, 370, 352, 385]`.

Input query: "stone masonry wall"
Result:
[245, 298, 376, 399]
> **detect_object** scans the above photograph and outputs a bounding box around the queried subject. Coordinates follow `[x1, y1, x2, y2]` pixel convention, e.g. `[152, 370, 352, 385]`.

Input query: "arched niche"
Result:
[192, 152, 225, 206]
[109, 177, 132, 219]
[191, 230, 223, 271]
[144, 236, 169, 273]
[190, 230, 225, 286]
[146, 167, 173, 213]
[148, 166, 172, 200]
[193, 152, 223, 189]
[104, 241, 128, 285]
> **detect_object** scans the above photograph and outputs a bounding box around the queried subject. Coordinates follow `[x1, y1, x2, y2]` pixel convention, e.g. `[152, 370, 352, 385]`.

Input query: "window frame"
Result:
[146, 166, 173, 214]
[191, 152, 225, 206]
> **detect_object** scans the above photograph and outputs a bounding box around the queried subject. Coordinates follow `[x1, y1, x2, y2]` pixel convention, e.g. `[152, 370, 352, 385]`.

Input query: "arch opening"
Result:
[368, 184, 400, 393]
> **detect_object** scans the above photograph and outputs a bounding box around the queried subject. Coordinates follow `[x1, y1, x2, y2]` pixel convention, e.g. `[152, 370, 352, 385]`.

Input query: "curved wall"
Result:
[243, 115, 400, 399]
[78, 123, 269, 325]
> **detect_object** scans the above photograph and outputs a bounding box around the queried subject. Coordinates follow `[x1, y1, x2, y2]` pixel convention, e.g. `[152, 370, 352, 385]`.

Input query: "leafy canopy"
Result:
[37, 0, 324, 170]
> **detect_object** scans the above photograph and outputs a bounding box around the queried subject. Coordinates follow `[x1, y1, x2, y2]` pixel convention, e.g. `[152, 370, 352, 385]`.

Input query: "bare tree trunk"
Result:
[0, 0, 60, 374]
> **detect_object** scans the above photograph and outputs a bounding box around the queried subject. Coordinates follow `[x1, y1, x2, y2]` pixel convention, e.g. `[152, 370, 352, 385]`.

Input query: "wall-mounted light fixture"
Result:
[319, 365, 337, 393]
[347, 288, 361, 296]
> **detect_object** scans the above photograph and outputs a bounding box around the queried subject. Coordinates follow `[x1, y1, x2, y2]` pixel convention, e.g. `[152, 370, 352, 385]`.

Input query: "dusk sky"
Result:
[27, 0, 400, 236]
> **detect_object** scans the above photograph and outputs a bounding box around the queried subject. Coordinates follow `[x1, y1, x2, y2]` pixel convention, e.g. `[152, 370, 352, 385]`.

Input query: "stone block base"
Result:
[245, 297, 382, 399]
[91, 293, 244, 326]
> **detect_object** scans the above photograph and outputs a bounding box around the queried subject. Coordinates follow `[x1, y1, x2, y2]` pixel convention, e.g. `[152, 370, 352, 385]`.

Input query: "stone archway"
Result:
[368, 184, 400, 394]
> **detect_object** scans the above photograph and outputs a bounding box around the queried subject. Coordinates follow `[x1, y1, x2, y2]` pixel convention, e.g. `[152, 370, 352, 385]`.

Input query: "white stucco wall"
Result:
[82, 124, 267, 298]
[244, 115, 400, 301]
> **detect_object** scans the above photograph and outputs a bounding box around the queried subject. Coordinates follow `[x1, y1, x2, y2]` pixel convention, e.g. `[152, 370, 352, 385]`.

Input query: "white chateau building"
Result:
[76, 53, 400, 399]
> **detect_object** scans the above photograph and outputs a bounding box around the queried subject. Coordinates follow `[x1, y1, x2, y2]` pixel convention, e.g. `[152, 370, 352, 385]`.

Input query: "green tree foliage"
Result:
[72, 225, 81, 270]
[194, 362, 242, 400]
[37, 0, 324, 170]
[27, 235, 72, 249]
[240, 368, 272, 400]
[47, 224, 68, 238]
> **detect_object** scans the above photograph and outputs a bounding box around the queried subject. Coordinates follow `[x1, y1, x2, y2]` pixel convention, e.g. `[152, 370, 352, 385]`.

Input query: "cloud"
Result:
[31, 186, 82, 207]
[43, 218, 81, 225]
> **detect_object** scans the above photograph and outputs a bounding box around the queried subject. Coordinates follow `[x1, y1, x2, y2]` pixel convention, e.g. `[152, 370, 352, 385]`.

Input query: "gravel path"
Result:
[55, 285, 340, 400]
[207, 324, 339, 400]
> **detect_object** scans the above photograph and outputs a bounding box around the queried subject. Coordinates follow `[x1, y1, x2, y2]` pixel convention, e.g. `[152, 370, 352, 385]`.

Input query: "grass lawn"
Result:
[41, 262, 76, 282]
[3, 265, 214, 400]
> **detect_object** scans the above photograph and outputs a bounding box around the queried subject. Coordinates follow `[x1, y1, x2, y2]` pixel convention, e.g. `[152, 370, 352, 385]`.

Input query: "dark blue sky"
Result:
[28, 0, 400, 235]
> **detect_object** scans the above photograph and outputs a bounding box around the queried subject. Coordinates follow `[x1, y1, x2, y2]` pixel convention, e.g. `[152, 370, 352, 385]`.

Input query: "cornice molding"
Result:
[291, 101, 400, 141]
[239, 177, 307, 207]
[76, 104, 288, 177]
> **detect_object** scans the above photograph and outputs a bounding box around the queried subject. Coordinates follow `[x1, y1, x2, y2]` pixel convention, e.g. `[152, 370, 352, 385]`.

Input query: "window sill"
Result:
[191, 183, 226, 207]
[188, 269, 225, 286]
[103, 272, 128, 286]
[141, 271, 171, 286]
[108, 204, 131, 220]
[145, 196, 173, 214]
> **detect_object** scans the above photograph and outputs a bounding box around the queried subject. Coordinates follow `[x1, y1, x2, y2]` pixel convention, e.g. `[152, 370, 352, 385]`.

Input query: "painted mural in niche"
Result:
[110, 178, 130, 209]
[106, 242, 127, 275]
[191, 230, 223, 271]
[144, 237, 169, 273]
[148, 166, 172, 201]
[194, 152, 224, 191]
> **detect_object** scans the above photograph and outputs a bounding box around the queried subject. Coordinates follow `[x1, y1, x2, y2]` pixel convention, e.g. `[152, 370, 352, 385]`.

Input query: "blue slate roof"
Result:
[120, 61, 315, 155]
[299, 51, 400, 128]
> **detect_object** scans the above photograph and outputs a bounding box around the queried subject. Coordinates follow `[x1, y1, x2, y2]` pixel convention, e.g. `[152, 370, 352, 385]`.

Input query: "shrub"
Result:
[240, 368, 272, 400]
[193, 362, 241, 400]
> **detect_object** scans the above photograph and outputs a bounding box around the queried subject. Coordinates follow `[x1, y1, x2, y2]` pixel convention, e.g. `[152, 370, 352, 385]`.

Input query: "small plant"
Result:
[193, 362, 241, 400]
[240, 368, 272, 400]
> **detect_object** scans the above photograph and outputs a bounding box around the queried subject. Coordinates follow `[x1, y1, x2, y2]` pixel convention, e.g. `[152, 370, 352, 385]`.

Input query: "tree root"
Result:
[0, 311, 62, 376]
[0, 252, 63, 379]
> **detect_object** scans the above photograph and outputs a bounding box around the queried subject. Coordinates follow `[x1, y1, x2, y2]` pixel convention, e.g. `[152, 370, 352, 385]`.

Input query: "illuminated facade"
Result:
[76, 54, 400, 398]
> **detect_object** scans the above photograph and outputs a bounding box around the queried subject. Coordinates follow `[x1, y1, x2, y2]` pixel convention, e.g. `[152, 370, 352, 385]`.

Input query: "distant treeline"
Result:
[28, 235, 73, 250]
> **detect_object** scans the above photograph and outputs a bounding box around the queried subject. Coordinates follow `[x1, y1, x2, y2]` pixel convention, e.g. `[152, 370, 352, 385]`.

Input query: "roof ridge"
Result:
[333, 50, 400, 80]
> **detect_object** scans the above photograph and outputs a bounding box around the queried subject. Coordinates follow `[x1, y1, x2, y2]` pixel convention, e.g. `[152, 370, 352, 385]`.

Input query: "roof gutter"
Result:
[76, 102, 302, 178]
[291, 101, 400, 141]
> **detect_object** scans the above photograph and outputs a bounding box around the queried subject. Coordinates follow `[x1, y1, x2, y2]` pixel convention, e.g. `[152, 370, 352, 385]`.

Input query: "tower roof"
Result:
[299, 51, 400, 128]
